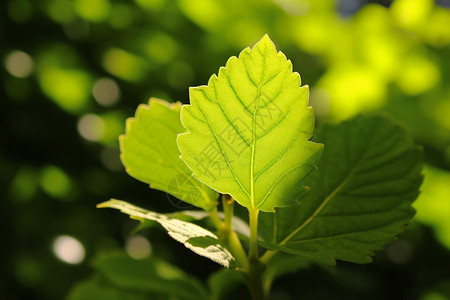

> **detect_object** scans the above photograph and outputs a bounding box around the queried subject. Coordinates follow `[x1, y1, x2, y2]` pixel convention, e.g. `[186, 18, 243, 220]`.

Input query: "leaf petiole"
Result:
[260, 249, 278, 264]
[223, 194, 234, 230]
[209, 198, 249, 270]
[208, 207, 224, 231]
[248, 207, 260, 260]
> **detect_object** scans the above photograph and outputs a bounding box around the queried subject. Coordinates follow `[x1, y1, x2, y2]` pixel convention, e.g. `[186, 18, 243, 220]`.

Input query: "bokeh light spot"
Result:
[96, 111, 125, 144]
[73, 0, 111, 22]
[100, 147, 123, 171]
[144, 33, 178, 64]
[177, 0, 225, 31]
[275, 0, 309, 16]
[93, 77, 120, 107]
[386, 240, 413, 265]
[4, 51, 34, 78]
[396, 55, 440, 95]
[155, 262, 183, 280]
[39, 67, 91, 113]
[414, 165, 450, 249]
[292, 15, 338, 55]
[53, 235, 85, 264]
[9, 166, 39, 203]
[102, 48, 147, 81]
[391, 0, 433, 30]
[126, 235, 152, 260]
[425, 7, 450, 47]
[40, 165, 73, 200]
[320, 65, 385, 120]
[77, 114, 105, 142]
[46, 0, 75, 24]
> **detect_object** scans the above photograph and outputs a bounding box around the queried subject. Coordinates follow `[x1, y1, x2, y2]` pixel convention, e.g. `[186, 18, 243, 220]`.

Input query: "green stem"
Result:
[209, 208, 224, 230]
[228, 229, 249, 270]
[209, 199, 249, 270]
[245, 264, 266, 300]
[223, 194, 234, 229]
[222, 196, 249, 270]
[248, 207, 260, 260]
[260, 249, 278, 264]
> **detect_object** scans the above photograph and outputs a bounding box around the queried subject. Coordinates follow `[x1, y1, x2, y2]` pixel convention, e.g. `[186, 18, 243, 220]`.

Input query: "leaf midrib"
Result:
[250, 49, 266, 209]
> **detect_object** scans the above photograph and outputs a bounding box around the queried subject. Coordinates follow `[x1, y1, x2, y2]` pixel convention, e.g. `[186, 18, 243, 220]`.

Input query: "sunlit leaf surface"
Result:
[178, 35, 323, 212]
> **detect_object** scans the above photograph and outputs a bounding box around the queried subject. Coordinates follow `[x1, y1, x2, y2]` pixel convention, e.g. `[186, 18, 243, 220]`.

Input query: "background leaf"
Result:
[120, 98, 218, 211]
[207, 269, 245, 300]
[67, 276, 152, 300]
[98, 200, 235, 268]
[262, 252, 312, 293]
[177, 35, 323, 212]
[92, 252, 207, 300]
[259, 114, 423, 264]
[68, 252, 207, 300]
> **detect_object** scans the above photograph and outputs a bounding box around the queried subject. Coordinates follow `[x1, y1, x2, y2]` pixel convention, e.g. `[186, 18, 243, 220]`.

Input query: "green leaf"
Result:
[262, 253, 311, 294]
[259, 114, 423, 264]
[177, 35, 323, 212]
[120, 98, 218, 211]
[98, 199, 236, 268]
[168, 211, 250, 238]
[92, 252, 208, 300]
[207, 269, 245, 300]
[67, 276, 150, 300]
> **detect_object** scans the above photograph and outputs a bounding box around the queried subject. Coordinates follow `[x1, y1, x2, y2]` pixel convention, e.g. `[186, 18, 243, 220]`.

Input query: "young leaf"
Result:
[92, 252, 208, 300]
[177, 35, 323, 212]
[98, 199, 236, 268]
[259, 114, 423, 264]
[120, 98, 218, 211]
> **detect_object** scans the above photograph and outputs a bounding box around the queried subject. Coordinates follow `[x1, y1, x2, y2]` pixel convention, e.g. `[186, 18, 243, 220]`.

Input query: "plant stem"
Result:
[209, 208, 224, 230]
[223, 196, 249, 270]
[223, 194, 234, 229]
[210, 199, 249, 270]
[228, 228, 249, 270]
[248, 207, 260, 260]
[213, 202, 267, 299]
[260, 249, 278, 264]
[245, 264, 266, 300]
[245, 207, 267, 299]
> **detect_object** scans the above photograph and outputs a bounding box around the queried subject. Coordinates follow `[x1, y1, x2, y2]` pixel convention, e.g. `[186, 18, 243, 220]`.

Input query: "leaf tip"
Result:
[96, 200, 111, 209]
[253, 34, 277, 53]
[259, 33, 274, 45]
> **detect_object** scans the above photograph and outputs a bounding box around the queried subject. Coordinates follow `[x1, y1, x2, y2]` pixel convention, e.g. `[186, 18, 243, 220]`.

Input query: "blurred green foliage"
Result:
[1, 0, 450, 299]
